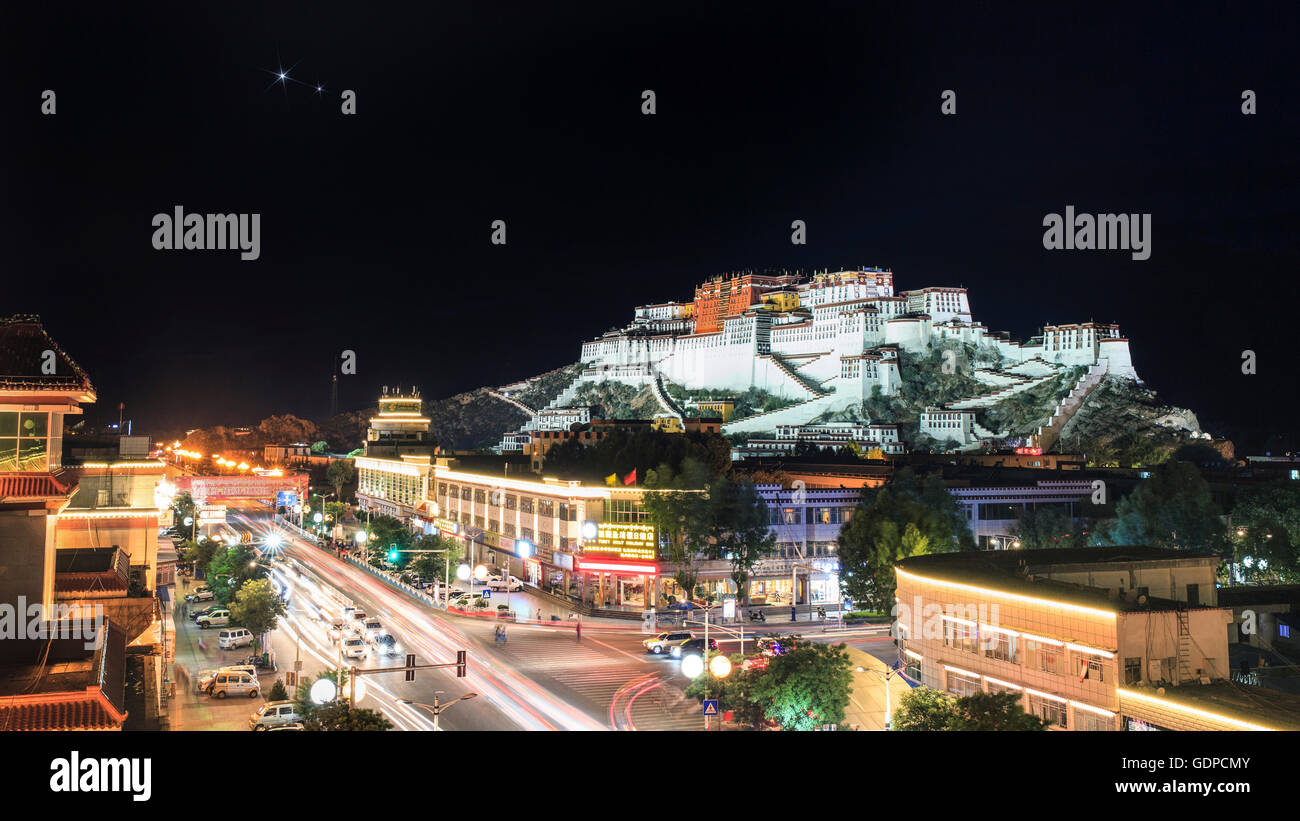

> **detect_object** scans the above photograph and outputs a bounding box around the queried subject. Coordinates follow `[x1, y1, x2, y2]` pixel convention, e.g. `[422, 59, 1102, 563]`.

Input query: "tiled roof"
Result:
[0, 693, 126, 731]
[0, 315, 94, 392]
[54, 572, 128, 594]
[0, 472, 74, 499]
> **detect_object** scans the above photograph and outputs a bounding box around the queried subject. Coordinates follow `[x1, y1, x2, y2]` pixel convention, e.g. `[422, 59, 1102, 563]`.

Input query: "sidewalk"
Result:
[166, 589, 275, 731]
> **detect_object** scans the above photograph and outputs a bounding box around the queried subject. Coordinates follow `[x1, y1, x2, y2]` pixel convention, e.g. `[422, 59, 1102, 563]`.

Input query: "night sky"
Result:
[4, 3, 1298, 452]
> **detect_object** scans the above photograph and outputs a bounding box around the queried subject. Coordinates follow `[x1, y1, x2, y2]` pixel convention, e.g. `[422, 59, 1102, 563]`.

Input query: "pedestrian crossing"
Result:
[497, 629, 700, 730]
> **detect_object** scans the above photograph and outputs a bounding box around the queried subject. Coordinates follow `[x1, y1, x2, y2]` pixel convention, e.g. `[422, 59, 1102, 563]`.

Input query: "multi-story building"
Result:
[693, 273, 802, 334]
[946, 477, 1099, 550]
[739, 422, 903, 457]
[894, 547, 1300, 730]
[0, 315, 134, 730]
[355, 387, 436, 523]
[919, 407, 977, 446]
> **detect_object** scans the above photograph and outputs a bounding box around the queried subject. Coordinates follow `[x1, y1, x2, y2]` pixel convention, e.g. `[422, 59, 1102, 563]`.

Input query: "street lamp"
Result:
[396, 692, 477, 731]
[855, 665, 902, 730]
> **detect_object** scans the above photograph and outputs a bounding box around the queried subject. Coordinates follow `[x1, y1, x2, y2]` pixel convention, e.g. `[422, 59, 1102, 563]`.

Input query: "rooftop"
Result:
[896, 546, 1221, 613]
[0, 315, 95, 394]
[1123, 681, 1300, 731]
[0, 620, 127, 731]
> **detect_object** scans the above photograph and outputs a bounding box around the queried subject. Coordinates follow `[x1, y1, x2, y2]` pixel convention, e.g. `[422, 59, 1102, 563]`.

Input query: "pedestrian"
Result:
[536, 608, 541, 622]
[575, 617, 582, 639]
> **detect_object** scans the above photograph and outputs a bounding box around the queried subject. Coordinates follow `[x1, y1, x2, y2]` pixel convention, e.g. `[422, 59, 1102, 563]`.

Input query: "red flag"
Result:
[622, 469, 636, 486]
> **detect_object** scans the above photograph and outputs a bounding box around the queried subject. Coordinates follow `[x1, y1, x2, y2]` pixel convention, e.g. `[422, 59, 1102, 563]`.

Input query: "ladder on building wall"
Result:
[1176, 609, 1192, 684]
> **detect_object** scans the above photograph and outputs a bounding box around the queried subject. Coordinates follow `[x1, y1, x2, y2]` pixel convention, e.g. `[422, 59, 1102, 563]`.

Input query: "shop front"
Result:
[576, 557, 657, 608]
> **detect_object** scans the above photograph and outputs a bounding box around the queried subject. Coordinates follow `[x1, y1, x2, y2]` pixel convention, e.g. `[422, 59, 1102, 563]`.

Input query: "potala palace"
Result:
[498, 269, 1142, 454]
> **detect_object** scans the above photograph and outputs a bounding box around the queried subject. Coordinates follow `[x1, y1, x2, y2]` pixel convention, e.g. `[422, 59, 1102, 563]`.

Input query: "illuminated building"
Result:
[893, 547, 1300, 730]
[526, 417, 722, 472]
[355, 386, 435, 523]
[0, 315, 132, 730]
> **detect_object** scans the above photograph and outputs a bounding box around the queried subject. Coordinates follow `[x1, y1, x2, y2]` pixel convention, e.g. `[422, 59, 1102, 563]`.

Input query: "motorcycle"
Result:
[243, 654, 274, 670]
[747, 610, 766, 623]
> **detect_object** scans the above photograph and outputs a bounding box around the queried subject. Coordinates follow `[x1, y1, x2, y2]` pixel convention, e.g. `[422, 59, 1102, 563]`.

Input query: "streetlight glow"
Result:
[681, 653, 705, 679]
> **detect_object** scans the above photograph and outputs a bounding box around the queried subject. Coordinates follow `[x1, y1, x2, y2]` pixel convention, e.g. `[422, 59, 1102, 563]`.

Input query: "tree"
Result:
[327, 458, 356, 501]
[294, 668, 349, 717]
[302, 702, 393, 731]
[267, 679, 289, 701]
[951, 692, 1049, 730]
[683, 655, 768, 728]
[172, 492, 197, 529]
[642, 458, 716, 603]
[1093, 461, 1227, 552]
[1228, 485, 1300, 583]
[892, 687, 959, 731]
[893, 689, 1049, 731]
[707, 477, 776, 604]
[837, 468, 974, 611]
[229, 578, 287, 640]
[366, 514, 414, 565]
[1011, 505, 1089, 550]
[409, 534, 463, 580]
[205, 543, 267, 604]
[749, 642, 854, 731]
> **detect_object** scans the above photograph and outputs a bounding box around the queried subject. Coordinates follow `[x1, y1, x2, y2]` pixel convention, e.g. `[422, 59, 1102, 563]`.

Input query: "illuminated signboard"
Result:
[588, 522, 657, 561]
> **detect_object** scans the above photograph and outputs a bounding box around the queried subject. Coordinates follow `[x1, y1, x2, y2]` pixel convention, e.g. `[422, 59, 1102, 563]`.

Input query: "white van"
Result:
[250, 701, 302, 730]
[210, 671, 260, 699]
[219, 628, 255, 649]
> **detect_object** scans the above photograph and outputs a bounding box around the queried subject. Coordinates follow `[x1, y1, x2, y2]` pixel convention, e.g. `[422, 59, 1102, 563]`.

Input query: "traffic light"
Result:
[388, 548, 399, 563]
[456, 650, 467, 678]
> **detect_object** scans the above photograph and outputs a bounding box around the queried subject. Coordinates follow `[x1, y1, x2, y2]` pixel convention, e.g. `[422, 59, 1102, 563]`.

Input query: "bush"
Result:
[268, 679, 288, 701]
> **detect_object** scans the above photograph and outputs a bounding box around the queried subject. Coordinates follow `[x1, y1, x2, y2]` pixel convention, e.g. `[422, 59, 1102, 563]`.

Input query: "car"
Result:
[669, 637, 720, 659]
[447, 591, 473, 606]
[210, 670, 260, 699]
[186, 588, 215, 603]
[266, 722, 305, 731]
[666, 600, 696, 611]
[198, 665, 259, 693]
[341, 636, 367, 660]
[472, 573, 495, 586]
[643, 631, 693, 655]
[218, 628, 255, 649]
[487, 575, 523, 592]
[250, 700, 302, 730]
[197, 609, 231, 629]
[757, 637, 794, 657]
[373, 633, 402, 656]
[360, 619, 383, 641]
[191, 605, 221, 622]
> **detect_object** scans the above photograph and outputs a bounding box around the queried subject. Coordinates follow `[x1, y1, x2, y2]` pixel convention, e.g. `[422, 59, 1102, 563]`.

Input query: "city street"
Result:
[226, 505, 707, 730]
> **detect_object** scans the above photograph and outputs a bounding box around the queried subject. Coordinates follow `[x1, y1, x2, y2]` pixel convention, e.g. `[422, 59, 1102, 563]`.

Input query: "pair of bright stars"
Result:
[262, 55, 325, 96]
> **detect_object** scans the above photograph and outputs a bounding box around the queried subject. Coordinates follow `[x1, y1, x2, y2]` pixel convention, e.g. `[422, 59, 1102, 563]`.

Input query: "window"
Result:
[904, 655, 922, 680]
[1028, 695, 1068, 728]
[1076, 656, 1106, 682]
[460, 487, 471, 501]
[1024, 640, 1064, 675]
[474, 489, 486, 503]
[538, 499, 554, 517]
[1280, 624, 1292, 639]
[505, 494, 518, 511]
[943, 619, 978, 654]
[488, 519, 500, 534]
[558, 503, 577, 521]
[983, 631, 1019, 664]
[1073, 709, 1114, 731]
[0, 411, 48, 472]
[521, 527, 535, 542]
[520, 497, 534, 514]
[539, 532, 553, 548]
[438, 483, 448, 497]
[504, 523, 516, 538]
[946, 671, 980, 697]
[1124, 657, 1142, 684]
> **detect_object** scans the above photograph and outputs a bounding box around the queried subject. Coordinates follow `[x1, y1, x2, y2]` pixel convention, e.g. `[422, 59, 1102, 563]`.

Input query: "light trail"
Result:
[236, 510, 607, 731]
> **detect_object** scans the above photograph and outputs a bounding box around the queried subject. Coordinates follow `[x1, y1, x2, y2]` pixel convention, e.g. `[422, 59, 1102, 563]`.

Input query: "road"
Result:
[224, 503, 707, 730]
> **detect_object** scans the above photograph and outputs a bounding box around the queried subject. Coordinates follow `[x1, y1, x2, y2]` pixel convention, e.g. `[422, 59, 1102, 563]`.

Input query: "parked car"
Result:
[191, 605, 221, 622]
[487, 575, 523, 592]
[643, 631, 694, 655]
[186, 588, 215, 603]
[199, 665, 259, 693]
[341, 636, 367, 660]
[197, 609, 231, 629]
[250, 700, 302, 730]
[210, 670, 260, 699]
[218, 628, 255, 650]
[670, 637, 720, 659]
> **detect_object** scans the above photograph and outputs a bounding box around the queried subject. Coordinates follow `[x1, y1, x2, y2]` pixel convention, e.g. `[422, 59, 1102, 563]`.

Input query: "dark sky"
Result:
[4, 3, 1298, 451]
